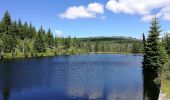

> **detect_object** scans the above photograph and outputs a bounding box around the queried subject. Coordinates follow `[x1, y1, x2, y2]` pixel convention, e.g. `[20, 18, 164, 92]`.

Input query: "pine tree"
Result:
[143, 17, 165, 73]
[45, 28, 54, 48]
[33, 28, 46, 53]
[28, 23, 36, 39]
[17, 19, 24, 40]
[39, 26, 45, 39]
[22, 22, 29, 38]
[1, 11, 17, 53]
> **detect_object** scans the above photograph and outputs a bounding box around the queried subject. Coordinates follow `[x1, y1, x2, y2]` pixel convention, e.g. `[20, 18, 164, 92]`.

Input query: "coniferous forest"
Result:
[0, 12, 142, 59]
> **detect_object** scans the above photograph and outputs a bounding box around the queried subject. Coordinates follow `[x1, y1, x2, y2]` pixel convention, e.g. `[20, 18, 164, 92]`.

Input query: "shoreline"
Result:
[0, 52, 141, 60]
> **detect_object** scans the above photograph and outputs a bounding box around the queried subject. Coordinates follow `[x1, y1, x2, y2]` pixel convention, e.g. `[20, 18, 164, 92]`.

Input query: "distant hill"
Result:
[78, 36, 141, 42]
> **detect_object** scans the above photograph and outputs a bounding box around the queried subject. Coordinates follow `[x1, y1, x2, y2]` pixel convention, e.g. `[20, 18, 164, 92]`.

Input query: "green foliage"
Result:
[33, 29, 46, 53]
[0, 11, 17, 53]
[0, 11, 142, 59]
[160, 40, 170, 80]
[45, 28, 54, 48]
[163, 33, 170, 54]
[143, 18, 165, 73]
[63, 36, 71, 50]
[132, 42, 142, 54]
[17, 19, 24, 40]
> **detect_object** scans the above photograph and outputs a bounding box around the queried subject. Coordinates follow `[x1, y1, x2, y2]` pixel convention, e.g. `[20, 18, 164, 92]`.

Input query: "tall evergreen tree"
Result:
[28, 23, 36, 39]
[22, 22, 29, 38]
[45, 28, 54, 48]
[39, 26, 45, 39]
[143, 17, 165, 73]
[1, 11, 17, 53]
[17, 19, 24, 39]
[33, 28, 46, 53]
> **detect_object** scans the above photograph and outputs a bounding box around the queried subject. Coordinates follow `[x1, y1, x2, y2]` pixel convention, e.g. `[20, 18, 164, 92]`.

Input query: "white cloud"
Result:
[55, 30, 63, 37]
[59, 2, 104, 19]
[87, 3, 104, 14]
[106, 0, 170, 21]
[59, 6, 95, 19]
[141, 13, 162, 22]
[160, 7, 170, 20]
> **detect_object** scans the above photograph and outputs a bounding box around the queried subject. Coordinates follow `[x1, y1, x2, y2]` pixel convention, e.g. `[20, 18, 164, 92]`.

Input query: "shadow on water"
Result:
[3, 88, 10, 100]
[143, 70, 160, 100]
[0, 60, 11, 100]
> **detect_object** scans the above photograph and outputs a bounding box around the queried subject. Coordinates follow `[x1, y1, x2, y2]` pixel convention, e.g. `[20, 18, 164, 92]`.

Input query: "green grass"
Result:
[161, 79, 170, 98]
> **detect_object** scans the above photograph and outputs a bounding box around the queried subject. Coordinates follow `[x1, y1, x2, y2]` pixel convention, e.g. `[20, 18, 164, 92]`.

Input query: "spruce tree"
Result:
[33, 28, 46, 53]
[28, 23, 36, 39]
[45, 28, 54, 48]
[1, 11, 17, 53]
[22, 22, 29, 38]
[143, 17, 165, 73]
[17, 19, 24, 40]
[39, 26, 45, 39]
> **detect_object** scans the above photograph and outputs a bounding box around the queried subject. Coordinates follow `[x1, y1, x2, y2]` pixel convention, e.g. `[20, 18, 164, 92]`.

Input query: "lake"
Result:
[0, 54, 160, 100]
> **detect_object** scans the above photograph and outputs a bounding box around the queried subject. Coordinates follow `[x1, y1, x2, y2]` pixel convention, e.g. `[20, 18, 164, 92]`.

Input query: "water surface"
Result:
[0, 54, 157, 100]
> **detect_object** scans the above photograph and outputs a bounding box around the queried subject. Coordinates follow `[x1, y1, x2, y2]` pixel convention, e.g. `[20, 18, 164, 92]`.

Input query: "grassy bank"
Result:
[1, 48, 84, 59]
[161, 79, 170, 99]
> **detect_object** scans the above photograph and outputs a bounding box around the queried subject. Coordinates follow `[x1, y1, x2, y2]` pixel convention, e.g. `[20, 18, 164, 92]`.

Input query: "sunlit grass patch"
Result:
[161, 79, 170, 98]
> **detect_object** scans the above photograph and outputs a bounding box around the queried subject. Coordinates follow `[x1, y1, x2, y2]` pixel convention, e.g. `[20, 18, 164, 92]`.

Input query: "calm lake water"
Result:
[0, 54, 160, 100]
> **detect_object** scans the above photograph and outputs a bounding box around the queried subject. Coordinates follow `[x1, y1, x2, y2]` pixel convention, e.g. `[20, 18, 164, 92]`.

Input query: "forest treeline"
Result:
[0, 12, 142, 59]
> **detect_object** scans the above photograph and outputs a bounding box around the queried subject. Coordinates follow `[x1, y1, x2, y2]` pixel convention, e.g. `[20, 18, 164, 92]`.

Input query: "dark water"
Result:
[0, 54, 160, 100]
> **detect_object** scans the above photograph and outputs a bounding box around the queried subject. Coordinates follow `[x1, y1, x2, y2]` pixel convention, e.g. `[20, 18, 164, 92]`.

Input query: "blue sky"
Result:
[0, 0, 170, 39]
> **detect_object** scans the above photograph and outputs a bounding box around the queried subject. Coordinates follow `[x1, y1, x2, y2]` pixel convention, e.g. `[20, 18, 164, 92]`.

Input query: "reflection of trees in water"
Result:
[3, 87, 10, 100]
[143, 70, 160, 100]
[0, 61, 11, 100]
[0, 58, 54, 100]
